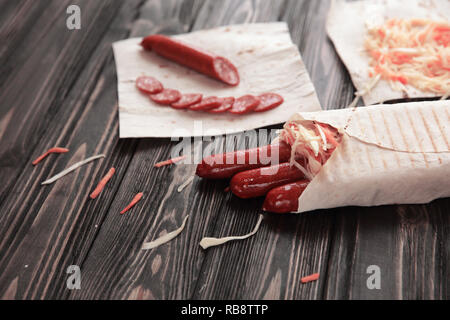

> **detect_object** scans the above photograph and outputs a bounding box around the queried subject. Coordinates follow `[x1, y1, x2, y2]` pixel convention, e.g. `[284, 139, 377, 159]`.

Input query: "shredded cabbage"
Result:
[199, 214, 263, 249]
[280, 121, 342, 181]
[364, 18, 450, 96]
[142, 215, 189, 250]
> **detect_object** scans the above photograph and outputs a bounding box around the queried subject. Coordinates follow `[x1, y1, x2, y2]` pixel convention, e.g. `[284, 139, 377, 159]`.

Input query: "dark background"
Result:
[0, 0, 448, 299]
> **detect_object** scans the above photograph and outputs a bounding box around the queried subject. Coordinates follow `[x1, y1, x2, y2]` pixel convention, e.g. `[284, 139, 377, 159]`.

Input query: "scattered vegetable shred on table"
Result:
[90, 167, 116, 199]
[142, 215, 189, 250]
[199, 214, 264, 249]
[32, 147, 69, 166]
[120, 192, 143, 214]
[41, 154, 105, 185]
[301, 273, 320, 284]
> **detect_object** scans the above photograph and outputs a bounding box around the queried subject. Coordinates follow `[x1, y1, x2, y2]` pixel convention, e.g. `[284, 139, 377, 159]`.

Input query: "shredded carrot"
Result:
[120, 192, 143, 214]
[154, 155, 186, 168]
[90, 167, 116, 199]
[32, 147, 69, 165]
[365, 18, 450, 95]
[301, 273, 320, 284]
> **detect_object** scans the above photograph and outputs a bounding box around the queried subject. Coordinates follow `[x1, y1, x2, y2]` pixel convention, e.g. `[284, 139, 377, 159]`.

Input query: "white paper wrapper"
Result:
[113, 22, 321, 138]
[326, 0, 450, 105]
[287, 100, 450, 213]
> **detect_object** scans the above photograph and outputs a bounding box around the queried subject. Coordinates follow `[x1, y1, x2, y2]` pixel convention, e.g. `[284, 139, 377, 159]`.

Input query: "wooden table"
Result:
[0, 0, 448, 300]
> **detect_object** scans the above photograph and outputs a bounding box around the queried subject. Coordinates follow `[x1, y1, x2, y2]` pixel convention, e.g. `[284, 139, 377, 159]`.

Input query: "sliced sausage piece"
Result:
[254, 93, 284, 112]
[141, 35, 240, 86]
[207, 97, 235, 113]
[171, 93, 203, 109]
[196, 141, 292, 179]
[262, 180, 309, 213]
[150, 89, 182, 105]
[230, 162, 307, 199]
[189, 96, 222, 111]
[229, 95, 260, 115]
[136, 76, 163, 94]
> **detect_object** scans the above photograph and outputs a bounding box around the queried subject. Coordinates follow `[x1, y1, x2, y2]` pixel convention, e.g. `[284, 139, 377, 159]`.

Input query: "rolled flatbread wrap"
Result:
[282, 100, 450, 213]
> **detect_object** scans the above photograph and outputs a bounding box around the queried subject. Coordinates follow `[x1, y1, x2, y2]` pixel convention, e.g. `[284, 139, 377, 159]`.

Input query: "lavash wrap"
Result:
[284, 100, 450, 213]
[326, 0, 450, 105]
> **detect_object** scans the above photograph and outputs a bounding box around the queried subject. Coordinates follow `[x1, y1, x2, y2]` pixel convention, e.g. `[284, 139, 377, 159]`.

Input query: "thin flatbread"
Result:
[285, 100, 450, 213]
[327, 0, 450, 105]
[113, 22, 321, 138]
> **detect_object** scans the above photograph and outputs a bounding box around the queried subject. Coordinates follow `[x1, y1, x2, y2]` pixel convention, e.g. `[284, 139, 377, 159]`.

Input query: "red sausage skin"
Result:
[230, 162, 306, 199]
[262, 180, 309, 213]
[141, 35, 240, 86]
[196, 141, 291, 179]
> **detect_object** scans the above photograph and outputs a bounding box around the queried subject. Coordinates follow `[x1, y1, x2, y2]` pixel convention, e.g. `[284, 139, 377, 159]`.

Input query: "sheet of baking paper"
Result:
[288, 100, 450, 213]
[113, 22, 321, 138]
[327, 0, 450, 105]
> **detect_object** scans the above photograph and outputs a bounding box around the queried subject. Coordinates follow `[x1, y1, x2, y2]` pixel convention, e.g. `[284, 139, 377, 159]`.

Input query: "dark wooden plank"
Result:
[0, 0, 122, 206]
[0, 0, 56, 65]
[324, 200, 449, 300]
[0, 0, 144, 299]
[0, 0, 30, 33]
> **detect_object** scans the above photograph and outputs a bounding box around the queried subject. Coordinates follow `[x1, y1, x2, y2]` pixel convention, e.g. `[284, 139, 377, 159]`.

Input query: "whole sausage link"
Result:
[262, 180, 309, 214]
[141, 34, 239, 86]
[230, 162, 307, 199]
[195, 141, 291, 179]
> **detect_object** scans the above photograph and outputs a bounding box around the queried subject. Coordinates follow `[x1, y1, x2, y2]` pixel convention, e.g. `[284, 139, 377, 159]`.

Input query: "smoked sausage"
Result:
[196, 141, 291, 179]
[230, 162, 307, 199]
[141, 34, 240, 86]
[262, 180, 309, 213]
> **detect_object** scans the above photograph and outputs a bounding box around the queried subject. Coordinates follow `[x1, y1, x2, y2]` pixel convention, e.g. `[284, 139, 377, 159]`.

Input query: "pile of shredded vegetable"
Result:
[364, 18, 450, 97]
[280, 120, 342, 180]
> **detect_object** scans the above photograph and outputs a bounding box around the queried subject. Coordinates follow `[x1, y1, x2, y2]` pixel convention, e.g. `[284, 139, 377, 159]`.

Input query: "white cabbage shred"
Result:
[41, 154, 106, 185]
[363, 18, 450, 98]
[199, 214, 264, 250]
[280, 119, 341, 181]
[142, 215, 189, 250]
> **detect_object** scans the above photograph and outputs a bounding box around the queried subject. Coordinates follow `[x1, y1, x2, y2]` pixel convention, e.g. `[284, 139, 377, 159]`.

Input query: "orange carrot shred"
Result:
[301, 273, 320, 284]
[120, 192, 143, 215]
[32, 147, 69, 166]
[154, 155, 186, 168]
[90, 167, 116, 199]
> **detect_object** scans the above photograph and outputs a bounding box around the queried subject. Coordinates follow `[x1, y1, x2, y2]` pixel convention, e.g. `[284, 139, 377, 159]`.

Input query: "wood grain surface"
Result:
[0, 0, 447, 300]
